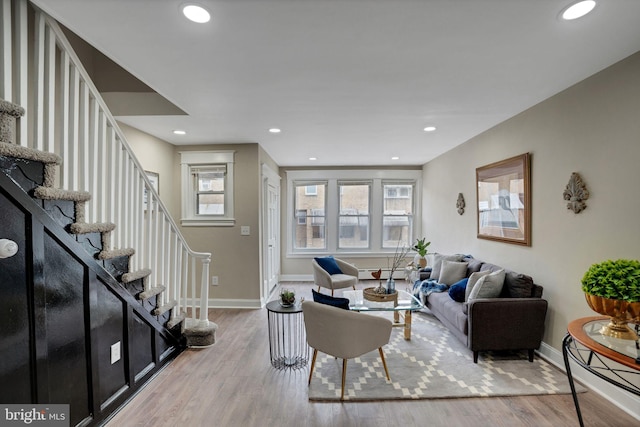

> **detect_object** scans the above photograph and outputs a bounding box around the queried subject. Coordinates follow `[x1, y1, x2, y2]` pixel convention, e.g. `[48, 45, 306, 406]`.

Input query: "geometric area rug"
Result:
[308, 312, 585, 401]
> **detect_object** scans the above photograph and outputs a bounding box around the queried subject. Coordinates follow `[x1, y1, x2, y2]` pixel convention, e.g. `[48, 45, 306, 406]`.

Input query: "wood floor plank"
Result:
[106, 282, 639, 427]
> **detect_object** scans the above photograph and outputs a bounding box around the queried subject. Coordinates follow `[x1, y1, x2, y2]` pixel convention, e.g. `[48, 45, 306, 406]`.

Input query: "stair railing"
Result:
[1, 0, 212, 328]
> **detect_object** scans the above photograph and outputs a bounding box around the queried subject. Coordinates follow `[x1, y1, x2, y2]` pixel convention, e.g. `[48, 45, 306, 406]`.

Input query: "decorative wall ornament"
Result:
[456, 193, 465, 215]
[563, 172, 589, 214]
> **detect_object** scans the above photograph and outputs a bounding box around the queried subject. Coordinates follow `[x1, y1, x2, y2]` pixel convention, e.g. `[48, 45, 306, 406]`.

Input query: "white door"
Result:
[262, 165, 280, 301]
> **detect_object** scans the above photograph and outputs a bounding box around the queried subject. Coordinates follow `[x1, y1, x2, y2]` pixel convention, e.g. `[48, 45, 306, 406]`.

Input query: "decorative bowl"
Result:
[584, 293, 640, 340]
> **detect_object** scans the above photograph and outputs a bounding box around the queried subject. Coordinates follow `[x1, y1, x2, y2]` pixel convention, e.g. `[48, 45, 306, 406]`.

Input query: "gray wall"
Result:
[421, 51, 640, 352]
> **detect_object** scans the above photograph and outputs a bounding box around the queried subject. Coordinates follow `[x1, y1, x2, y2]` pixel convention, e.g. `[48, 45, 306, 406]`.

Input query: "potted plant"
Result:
[412, 237, 431, 268]
[280, 289, 296, 307]
[581, 259, 640, 339]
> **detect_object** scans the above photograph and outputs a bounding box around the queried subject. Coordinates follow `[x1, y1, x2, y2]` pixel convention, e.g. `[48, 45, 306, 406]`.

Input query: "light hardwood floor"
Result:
[106, 282, 638, 427]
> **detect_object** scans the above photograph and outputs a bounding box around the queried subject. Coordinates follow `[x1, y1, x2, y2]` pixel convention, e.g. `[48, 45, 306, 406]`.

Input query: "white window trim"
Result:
[180, 150, 235, 227]
[286, 169, 422, 257]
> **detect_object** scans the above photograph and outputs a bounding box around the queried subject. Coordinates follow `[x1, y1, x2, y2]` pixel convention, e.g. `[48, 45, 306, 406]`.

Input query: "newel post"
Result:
[199, 256, 211, 326]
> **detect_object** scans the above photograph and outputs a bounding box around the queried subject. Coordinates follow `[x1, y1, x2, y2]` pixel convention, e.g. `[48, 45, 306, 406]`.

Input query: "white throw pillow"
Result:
[438, 261, 468, 285]
[468, 269, 506, 301]
[464, 270, 491, 302]
[429, 254, 464, 280]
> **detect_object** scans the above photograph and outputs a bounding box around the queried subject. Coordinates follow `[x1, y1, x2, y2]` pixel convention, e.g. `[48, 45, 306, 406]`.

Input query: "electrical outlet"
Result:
[111, 342, 121, 364]
[240, 226, 250, 236]
[211, 276, 219, 285]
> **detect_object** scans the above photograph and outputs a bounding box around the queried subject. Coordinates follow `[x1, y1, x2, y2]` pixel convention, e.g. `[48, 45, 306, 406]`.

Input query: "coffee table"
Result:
[341, 289, 424, 340]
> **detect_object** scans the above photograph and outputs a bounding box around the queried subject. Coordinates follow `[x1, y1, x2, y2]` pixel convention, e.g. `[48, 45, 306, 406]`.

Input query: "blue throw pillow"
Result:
[448, 278, 469, 303]
[314, 256, 343, 275]
[312, 289, 350, 310]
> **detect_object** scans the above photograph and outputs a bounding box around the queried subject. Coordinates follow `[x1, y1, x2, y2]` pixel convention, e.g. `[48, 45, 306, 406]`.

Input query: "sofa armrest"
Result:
[467, 298, 548, 352]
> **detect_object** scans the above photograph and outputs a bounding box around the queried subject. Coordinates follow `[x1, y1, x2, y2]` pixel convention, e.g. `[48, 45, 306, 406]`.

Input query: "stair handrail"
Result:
[2, 0, 212, 328]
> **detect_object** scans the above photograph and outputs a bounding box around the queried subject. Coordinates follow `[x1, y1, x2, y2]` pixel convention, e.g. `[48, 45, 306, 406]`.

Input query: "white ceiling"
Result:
[31, 0, 640, 167]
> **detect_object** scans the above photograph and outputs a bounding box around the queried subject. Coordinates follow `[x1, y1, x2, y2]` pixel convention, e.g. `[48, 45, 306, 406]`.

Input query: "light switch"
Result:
[241, 226, 250, 236]
[111, 342, 121, 364]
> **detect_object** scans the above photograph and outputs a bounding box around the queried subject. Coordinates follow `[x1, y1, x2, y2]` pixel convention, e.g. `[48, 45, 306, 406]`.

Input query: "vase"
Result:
[584, 293, 640, 340]
[386, 278, 396, 294]
[413, 254, 427, 268]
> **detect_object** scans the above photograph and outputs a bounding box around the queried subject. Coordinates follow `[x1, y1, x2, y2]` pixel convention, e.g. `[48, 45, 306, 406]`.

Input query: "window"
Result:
[383, 183, 413, 248]
[286, 170, 421, 255]
[180, 151, 235, 226]
[338, 182, 370, 249]
[294, 182, 326, 249]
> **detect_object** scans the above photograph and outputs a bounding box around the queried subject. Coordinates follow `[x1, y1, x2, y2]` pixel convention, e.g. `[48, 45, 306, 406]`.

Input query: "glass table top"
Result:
[583, 319, 639, 360]
[341, 289, 424, 312]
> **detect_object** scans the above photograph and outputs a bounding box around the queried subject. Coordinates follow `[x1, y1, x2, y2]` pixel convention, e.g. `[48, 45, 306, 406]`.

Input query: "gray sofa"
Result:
[417, 254, 548, 363]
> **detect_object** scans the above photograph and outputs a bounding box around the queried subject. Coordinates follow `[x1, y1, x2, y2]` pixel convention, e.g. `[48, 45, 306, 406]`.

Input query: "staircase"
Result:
[1, 1, 217, 425]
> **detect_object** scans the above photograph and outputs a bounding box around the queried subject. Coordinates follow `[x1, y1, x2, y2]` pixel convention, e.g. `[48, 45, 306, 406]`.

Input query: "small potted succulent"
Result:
[581, 259, 640, 339]
[412, 237, 431, 268]
[280, 289, 296, 307]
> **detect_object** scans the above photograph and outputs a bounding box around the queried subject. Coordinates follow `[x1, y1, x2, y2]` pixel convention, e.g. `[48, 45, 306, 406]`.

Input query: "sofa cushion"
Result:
[439, 261, 468, 285]
[463, 256, 484, 276]
[428, 292, 468, 335]
[448, 278, 469, 302]
[429, 253, 465, 280]
[314, 256, 343, 275]
[464, 270, 491, 302]
[501, 270, 535, 298]
[468, 269, 505, 301]
[479, 262, 503, 273]
[312, 289, 350, 309]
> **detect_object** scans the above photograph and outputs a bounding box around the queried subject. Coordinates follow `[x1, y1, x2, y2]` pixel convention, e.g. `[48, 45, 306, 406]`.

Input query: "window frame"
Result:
[286, 169, 422, 257]
[180, 150, 235, 227]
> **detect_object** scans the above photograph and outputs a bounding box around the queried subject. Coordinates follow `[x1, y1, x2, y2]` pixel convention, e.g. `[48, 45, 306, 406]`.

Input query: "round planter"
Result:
[584, 293, 640, 340]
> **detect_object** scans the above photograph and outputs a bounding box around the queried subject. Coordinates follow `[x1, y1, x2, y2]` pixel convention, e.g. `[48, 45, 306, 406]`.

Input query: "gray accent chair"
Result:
[302, 301, 392, 400]
[311, 257, 358, 296]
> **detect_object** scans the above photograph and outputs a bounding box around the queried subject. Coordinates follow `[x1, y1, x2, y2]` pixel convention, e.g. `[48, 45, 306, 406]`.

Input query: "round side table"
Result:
[266, 300, 309, 370]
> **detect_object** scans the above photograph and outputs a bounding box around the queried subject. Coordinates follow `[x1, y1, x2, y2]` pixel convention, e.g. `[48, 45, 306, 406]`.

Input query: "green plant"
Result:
[412, 237, 431, 257]
[581, 259, 640, 302]
[280, 289, 296, 305]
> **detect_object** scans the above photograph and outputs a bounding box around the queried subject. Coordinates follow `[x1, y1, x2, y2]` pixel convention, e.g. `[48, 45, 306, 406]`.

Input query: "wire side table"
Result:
[266, 300, 309, 370]
[562, 316, 640, 427]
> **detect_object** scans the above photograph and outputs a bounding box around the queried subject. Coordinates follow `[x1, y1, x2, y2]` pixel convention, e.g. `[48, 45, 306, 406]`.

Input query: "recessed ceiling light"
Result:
[182, 4, 210, 23]
[561, 1, 596, 20]
[391, 156, 400, 160]
[423, 126, 437, 132]
[173, 130, 186, 135]
[269, 128, 281, 133]
[309, 157, 317, 161]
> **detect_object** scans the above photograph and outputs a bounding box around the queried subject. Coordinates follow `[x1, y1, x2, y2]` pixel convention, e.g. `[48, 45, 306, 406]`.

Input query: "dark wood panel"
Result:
[0, 190, 32, 403]
[43, 231, 91, 426]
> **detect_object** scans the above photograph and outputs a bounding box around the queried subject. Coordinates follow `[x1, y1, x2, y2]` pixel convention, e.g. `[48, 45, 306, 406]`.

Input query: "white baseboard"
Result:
[279, 274, 313, 282]
[537, 341, 640, 421]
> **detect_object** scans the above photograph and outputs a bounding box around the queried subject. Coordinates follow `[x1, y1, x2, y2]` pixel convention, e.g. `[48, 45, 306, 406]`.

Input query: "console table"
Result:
[562, 316, 640, 427]
[266, 300, 309, 370]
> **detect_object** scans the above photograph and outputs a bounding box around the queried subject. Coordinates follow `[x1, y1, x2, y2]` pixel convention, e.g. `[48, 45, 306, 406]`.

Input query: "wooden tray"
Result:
[363, 287, 398, 303]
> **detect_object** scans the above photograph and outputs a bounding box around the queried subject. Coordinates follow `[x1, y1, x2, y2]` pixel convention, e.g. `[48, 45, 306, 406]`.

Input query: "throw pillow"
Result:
[464, 270, 491, 302]
[468, 269, 506, 301]
[438, 261, 468, 285]
[314, 256, 343, 275]
[501, 270, 535, 298]
[312, 289, 350, 310]
[429, 254, 464, 280]
[448, 278, 469, 303]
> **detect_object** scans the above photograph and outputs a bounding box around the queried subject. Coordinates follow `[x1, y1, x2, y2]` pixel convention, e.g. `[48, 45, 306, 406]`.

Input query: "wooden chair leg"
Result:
[379, 347, 390, 381]
[308, 349, 318, 385]
[317, 285, 321, 293]
[331, 289, 334, 296]
[340, 359, 347, 401]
